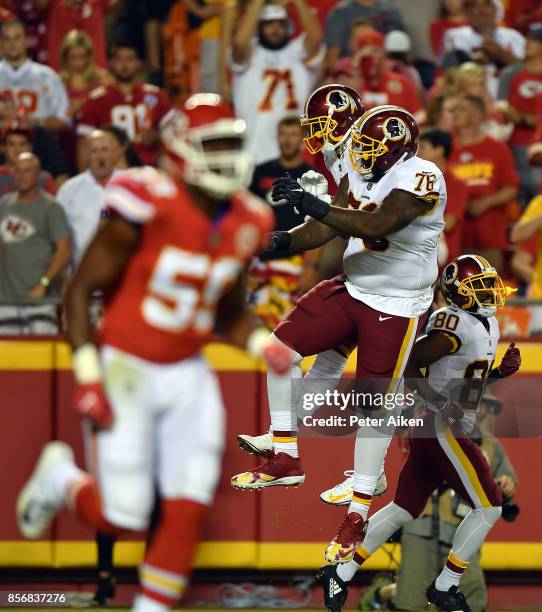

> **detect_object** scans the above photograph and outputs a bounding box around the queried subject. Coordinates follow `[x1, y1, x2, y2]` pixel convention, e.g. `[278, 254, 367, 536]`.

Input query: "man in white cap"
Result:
[230, 0, 323, 165]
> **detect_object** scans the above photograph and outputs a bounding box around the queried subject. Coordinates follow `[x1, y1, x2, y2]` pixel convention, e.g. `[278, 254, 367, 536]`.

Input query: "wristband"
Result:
[271, 231, 292, 251]
[73, 343, 102, 384]
[246, 328, 271, 359]
[304, 192, 331, 220]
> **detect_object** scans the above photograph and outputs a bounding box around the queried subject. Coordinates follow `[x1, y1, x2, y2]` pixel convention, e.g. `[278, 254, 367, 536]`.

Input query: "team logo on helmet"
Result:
[383, 117, 410, 143]
[327, 90, 354, 114]
[443, 262, 458, 285]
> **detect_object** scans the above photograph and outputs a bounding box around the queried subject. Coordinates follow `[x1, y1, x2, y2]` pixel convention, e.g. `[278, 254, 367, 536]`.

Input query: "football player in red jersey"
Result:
[17, 94, 291, 612]
[76, 43, 171, 168]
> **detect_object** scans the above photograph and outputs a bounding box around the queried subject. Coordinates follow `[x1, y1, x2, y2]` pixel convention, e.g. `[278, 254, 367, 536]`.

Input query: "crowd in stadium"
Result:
[1, 0, 542, 336]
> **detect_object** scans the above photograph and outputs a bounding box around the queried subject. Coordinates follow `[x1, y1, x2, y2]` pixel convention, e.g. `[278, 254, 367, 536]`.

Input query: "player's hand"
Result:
[271, 177, 331, 220]
[259, 231, 292, 261]
[262, 341, 295, 374]
[496, 474, 515, 499]
[27, 283, 47, 299]
[74, 382, 113, 429]
[498, 342, 521, 377]
[438, 399, 464, 423]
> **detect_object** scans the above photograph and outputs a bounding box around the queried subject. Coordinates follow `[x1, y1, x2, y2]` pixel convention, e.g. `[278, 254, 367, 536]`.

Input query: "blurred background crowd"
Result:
[1, 0, 542, 337]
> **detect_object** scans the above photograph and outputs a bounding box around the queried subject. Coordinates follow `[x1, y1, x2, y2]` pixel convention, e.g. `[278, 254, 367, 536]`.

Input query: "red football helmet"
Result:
[349, 105, 419, 180]
[160, 93, 252, 199]
[300, 84, 365, 155]
[440, 254, 509, 318]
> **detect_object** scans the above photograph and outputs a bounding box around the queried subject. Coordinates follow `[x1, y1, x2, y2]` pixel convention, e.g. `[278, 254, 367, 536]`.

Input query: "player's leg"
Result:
[92, 532, 117, 606]
[17, 345, 156, 539]
[236, 347, 350, 459]
[425, 414, 502, 611]
[232, 278, 357, 489]
[325, 302, 421, 563]
[135, 358, 224, 612]
[318, 433, 442, 609]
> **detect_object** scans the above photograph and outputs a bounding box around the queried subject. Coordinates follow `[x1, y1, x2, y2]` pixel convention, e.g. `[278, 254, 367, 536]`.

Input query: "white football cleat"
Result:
[17, 442, 74, 539]
[236, 431, 273, 458]
[320, 470, 388, 506]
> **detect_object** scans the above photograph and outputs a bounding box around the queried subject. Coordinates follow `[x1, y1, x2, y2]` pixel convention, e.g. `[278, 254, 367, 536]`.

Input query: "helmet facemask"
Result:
[458, 270, 506, 318]
[349, 131, 389, 178]
[301, 114, 338, 154]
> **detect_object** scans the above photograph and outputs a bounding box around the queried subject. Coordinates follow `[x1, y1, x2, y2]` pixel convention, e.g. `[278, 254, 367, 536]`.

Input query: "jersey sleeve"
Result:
[495, 140, 519, 188]
[425, 307, 465, 354]
[76, 88, 106, 137]
[45, 69, 70, 125]
[392, 160, 444, 207]
[104, 168, 161, 223]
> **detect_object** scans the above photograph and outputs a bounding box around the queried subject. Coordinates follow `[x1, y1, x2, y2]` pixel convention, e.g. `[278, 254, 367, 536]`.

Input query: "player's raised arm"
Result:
[262, 173, 350, 259]
[231, 0, 266, 65]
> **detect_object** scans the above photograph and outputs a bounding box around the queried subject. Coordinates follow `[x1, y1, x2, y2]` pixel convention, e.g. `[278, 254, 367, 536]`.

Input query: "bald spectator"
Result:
[0, 20, 70, 131]
[0, 153, 70, 334]
[57, 129, 123, 270]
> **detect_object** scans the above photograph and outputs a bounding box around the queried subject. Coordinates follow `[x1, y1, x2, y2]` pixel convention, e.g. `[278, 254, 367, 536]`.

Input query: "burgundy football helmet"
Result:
[348, 105, 419, 180]
[160, 93, 252, 199]
[440, 254, 508, 318]
[300, 84, 365, 155]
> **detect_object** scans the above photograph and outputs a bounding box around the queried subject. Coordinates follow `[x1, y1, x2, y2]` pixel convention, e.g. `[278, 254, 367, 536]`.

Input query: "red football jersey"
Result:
[100, 167, 274, 363]
[77, 83, 171, 165]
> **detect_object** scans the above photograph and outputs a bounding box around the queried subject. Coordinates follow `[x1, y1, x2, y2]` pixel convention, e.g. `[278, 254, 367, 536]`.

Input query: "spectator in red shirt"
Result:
[419, 127, 468, 264]
[76, 43, 171, 168]
[498, 23, 542, 203]
[448, 94, 519, 271]
[35, 0, 116, 71]
[429, 0, 468, 57]
[351, 29, 423, 118]
[0, 121, 57, 196]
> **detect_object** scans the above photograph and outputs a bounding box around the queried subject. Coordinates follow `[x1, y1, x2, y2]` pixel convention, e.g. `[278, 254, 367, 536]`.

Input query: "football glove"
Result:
[271, 177, 331, 220]
[74, 382, 113, 429]
[497, 342, 521, 377]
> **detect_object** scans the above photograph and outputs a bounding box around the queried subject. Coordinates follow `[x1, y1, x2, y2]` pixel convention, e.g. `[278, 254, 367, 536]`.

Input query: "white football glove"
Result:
[298, 170, 331, 203]
[459, 410, 477, 434]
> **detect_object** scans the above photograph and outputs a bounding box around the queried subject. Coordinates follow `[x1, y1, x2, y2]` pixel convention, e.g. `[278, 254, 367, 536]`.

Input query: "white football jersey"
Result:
[0, 59, 70, 123]
[343, 155, 446, 317]
[231, 36, 324, 165]
[423, 306, 500, 410]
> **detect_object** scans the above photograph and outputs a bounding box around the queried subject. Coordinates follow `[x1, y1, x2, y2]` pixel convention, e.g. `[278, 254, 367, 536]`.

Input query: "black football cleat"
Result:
[91, 574, 116, 607]
[317, 564, 349, 612]
[426, 580, 472, 611]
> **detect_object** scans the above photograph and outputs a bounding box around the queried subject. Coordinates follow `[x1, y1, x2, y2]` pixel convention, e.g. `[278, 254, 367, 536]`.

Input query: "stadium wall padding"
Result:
[0, 340, 541, 570]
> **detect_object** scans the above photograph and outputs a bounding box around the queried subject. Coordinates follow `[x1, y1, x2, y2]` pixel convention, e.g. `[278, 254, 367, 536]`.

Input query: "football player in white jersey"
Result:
[235, 84, 393, 496]
[318, 254, 521, 612]
[0, 20, 70, 131]
[232, 105, 447, 562]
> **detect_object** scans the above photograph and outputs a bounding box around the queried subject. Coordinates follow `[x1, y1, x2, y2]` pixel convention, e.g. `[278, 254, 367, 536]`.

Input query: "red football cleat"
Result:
[325, 512, 367, 563]
[231, 452, 305, 489]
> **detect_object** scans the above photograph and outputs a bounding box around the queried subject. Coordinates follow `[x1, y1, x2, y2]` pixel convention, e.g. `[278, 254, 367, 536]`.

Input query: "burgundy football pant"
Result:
[274, 276, 423, 379]
[395, 411, 503, 515]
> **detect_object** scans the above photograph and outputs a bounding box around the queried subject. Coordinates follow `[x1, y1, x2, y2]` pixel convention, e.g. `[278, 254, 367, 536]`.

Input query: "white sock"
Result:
[267, 336, 303, 458]
[336, 558, 361, 582]
[132, 594, 170, 612]
[435, 565, 463, 591]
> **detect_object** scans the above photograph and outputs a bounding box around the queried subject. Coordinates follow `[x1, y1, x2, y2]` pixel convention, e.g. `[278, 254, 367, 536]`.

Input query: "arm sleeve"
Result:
[47, 201, 71, 242]
[425, 308, 464, 354]
[46, 71, 70, 124]
[105, 170, 159, 223]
